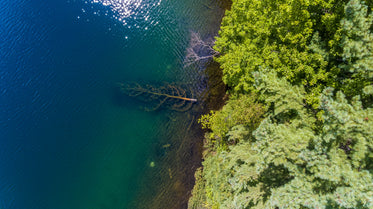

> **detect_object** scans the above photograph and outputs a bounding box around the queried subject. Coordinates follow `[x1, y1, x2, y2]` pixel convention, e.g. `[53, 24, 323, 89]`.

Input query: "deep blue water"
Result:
[0, 0, 225, 208]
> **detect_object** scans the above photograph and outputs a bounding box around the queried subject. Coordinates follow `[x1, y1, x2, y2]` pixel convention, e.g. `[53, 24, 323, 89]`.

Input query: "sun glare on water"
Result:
[90, 0, 162, 26]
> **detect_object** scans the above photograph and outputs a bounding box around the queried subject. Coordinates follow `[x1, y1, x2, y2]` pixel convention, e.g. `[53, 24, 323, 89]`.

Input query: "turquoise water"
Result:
[0, 0, 226, 208]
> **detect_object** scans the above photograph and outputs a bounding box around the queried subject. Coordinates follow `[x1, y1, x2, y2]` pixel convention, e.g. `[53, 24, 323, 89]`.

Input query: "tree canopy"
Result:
[189, 0, 373, 208]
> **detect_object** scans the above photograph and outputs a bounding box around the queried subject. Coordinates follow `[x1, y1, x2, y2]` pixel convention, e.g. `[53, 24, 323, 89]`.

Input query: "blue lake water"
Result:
[0, 0, 227, 208]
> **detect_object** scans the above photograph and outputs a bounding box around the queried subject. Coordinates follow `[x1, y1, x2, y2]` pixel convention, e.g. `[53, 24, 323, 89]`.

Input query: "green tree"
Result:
[189, 0, 373, 208]
[337, 0, 373, 100]
[194, 71, 373, 209]
[214, 0, 343, 107]
[199, 93, 265, 145]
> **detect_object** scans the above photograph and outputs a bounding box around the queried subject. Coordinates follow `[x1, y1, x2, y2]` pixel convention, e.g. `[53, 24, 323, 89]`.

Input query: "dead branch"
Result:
[183, 31, 219, 68]
[119, 82, 197, 112]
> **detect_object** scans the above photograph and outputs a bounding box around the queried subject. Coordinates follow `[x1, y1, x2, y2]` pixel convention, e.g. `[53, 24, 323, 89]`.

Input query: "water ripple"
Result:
[91, 0, 162, 26]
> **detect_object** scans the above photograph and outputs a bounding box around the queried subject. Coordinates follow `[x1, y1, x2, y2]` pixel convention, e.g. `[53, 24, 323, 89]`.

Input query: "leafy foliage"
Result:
[193, 72, 373, 209]
[214, 0, 347, 107]
[338, 0, 373, 101]
[189, 0, 373, 208]
[199, 93, 265, 144]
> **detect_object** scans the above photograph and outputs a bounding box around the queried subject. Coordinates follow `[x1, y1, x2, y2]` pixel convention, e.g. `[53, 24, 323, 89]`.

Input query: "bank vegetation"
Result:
[189, 0, 373, 208]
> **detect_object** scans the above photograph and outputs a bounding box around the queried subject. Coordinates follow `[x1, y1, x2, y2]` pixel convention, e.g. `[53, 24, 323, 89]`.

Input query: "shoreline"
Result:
[128, 65, 227, 208]
[128, 1, 232, 208]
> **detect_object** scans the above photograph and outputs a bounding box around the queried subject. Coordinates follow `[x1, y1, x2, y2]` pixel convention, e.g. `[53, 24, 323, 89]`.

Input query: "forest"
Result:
[189, 0, 373, 208]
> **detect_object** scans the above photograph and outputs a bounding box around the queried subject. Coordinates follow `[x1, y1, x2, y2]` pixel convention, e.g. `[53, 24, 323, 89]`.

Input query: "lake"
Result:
[0, 0, 228, 208]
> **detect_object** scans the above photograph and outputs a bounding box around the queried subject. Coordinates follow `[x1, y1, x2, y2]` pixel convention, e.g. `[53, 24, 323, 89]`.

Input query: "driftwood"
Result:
[183, 31, 219, 68]
[119, 82, 197, 112]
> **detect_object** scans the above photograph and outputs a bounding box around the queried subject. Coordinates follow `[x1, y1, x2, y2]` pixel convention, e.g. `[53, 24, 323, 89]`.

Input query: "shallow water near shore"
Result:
[0, 0, 228, 208]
